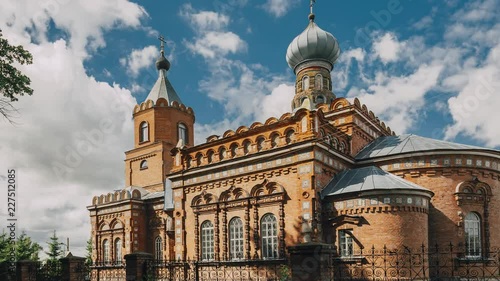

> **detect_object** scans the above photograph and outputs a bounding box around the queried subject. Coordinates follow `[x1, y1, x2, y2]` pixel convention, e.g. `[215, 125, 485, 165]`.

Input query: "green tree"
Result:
[0, 29, 34, 122]
[0, 232, 12, 263]
[45, 231, 63, 262]
[0, 231, 42, 262]
[85, 238, 92, 266]
[15, 232, 42, 261]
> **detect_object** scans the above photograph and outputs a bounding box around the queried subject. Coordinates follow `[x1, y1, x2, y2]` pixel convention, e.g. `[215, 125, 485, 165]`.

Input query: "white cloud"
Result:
[184, 32, 247, 59]
[0, 0, 143, 256]
[445, 44, 500, 146]
[372, 33, 404, 64]
[180, 4, 230, 31]
[120, 45, 158, 77]
[263, 0, 300, 18]
[347, 64, 443, 134]
[180, 4, 247, 59]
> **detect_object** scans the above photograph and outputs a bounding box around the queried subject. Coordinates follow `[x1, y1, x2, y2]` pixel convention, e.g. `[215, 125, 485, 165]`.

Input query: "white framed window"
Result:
[302, 75, 310, 90]
[178, 123, 188, 145]
[201, 220, 214, 261]
[261, 213, 278, 259]
[229, 217, 244, 260]
[114, 238, 122, 264]
[139, 122, 149, 142]
[315, 74, 323, 90]
[155, 236, 163, 260]
[465, 212, 481, 258]
[339, 230, 353, 257]
[103, 239, 110, 264]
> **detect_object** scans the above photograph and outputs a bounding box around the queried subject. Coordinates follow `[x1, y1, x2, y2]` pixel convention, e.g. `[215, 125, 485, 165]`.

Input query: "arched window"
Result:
[196, 153, 203, 166]
[340, 142, 346, 153]
[186, 156, 192, 168]
[155, 236, 163, 260]
[219, 147, 226, 161]
[139, 122, 149, 143]
[178, 123, 188, 145]
[207, 150, 214, 164]
[261, 214, 278, 259]
[315, 74, 323, 90]
[140, 160, 148, 170]
[257, 137, 265, 152]
[229, 217, 244, 260]
[230, 144, 238, 158]
[316, 95, 325, 104]
[114, 238, 122, 264]
[285, 130, 295, 144]
[201, 221, 214, 261]
[243, 140, 251, 155]
[302, 75, 310, 91]
[103, 239, 110, 264]
[333, 138, 339, 149]
[271, 134, 279, 148]
[465, 212, 481, 258]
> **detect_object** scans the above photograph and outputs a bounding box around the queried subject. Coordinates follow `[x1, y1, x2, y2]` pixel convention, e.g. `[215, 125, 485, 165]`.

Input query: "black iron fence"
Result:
[90, 262, 125, 281]
[332, 244, 500, 281]
[146, 258, 291, 281]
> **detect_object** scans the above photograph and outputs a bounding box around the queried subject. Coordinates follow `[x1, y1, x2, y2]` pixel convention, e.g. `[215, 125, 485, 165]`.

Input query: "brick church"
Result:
[88, 4, 500, 273]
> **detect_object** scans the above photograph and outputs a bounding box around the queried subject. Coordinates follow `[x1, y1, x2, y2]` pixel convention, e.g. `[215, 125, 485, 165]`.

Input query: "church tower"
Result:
[125, 36, 195, 192]
[286, 2, 340, 111]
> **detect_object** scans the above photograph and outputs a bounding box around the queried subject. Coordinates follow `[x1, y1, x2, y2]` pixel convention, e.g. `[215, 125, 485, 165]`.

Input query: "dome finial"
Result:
[156, 34, 170, 71]
[309, 0, 316, 21]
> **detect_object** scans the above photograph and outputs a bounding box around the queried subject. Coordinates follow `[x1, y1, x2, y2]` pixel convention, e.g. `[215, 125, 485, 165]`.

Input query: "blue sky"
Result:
[0, 0, 499, 257]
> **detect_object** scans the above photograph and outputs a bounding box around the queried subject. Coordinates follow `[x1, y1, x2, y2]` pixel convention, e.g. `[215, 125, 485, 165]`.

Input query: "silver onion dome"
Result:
[286, 14, 341, 72]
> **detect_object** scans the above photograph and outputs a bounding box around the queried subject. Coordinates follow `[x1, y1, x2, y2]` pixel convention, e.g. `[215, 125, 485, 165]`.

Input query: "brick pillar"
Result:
[288, 243, 334, 281]
[16, 260, 37, 281]
[124, 252, 153, 281]
[60, 253, 86, 281]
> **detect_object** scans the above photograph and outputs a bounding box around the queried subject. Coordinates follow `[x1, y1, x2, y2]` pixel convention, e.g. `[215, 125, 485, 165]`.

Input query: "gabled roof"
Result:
[355, 134, 490, 160]
[320, 166, 432, 199]
[145, 69, 182, 104]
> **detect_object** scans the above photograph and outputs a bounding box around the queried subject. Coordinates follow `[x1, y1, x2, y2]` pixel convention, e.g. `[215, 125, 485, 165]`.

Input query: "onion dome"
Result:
[155, 53, 170, 71]
[286, 13, 341, 72]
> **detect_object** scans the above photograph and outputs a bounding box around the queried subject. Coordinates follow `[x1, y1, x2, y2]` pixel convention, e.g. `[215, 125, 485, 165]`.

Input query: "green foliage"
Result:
[0, 29, 33, 121]
[85, 238, 92, 266]
[45, 230, 63, 262]
[0, 231, 42, 263]
[16, 232, 42, 261]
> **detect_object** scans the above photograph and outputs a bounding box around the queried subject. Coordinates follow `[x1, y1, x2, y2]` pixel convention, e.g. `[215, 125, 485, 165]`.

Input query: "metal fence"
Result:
[90, 262, 125, 281]
[146, 259, 290, 281]
[332, 244, 500, 281]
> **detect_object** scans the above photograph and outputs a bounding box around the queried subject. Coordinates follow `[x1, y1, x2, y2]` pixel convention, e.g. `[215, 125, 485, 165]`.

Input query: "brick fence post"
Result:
[124, 252, 153, 281]
[288, 243, 334, 281]
[60, 253, 86, 281]
[16, 260, 38, 281]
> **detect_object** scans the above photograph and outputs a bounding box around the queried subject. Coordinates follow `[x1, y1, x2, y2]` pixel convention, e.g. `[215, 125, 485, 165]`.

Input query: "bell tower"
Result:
[286, 1, 340, 111]
[125, 36, 195, 192]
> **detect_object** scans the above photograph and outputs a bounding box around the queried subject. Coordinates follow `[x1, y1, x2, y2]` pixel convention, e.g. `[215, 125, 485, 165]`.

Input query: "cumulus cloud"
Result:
[0, 0, 144, 256]
[120, 45, 158, 77]
[263, 0, 300, 18]
[180, 4, 247, 59]
[372, 33, 404, 64]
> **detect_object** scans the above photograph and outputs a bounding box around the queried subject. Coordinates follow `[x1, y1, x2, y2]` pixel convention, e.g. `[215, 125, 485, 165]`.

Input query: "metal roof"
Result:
[320, 166, 432, 199]
[355, 134, 490, 160]
[145, 69, 182, 104]
[286, 17, 340, 71]
[142, 191, 164, 200]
